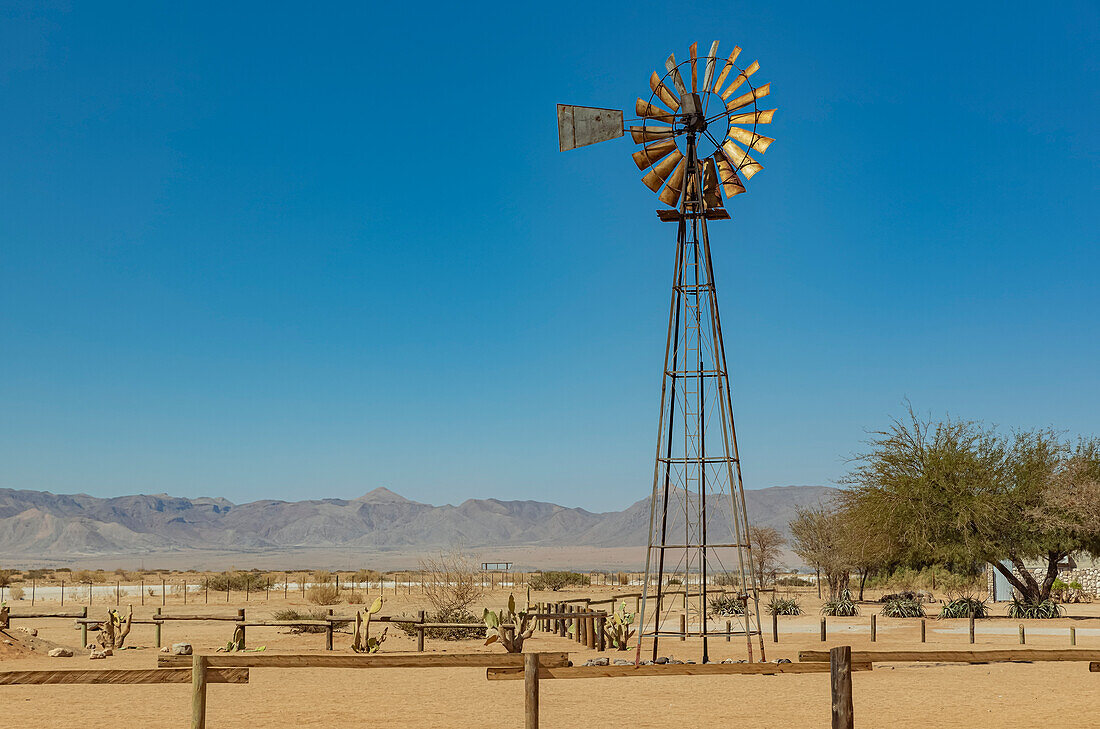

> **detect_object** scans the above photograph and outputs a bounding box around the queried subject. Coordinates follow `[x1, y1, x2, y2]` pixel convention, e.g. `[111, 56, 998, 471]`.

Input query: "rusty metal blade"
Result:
[635, 98, 675, 124]
[712, 47, 742, 94]
[725, 82, 771, 112]
[629, 125, 674, 144]
[702, 157, 723, 208]
[650, 71, 681, 112]
[727, 125, 774, 153]
[721, 140, 763, 179]
[631, 139, 678, 171]
[689, 42, 698, 93]
[701, 41, 720, 92]
[714, 152, 747, 197]
[642, 151, 684, 192]
[727, 109, 776, 125]
[720, 60, 761, 100]
[557, 105, 624, 151]
[658, 158, 687, 206]
[665, 54, 688, 96]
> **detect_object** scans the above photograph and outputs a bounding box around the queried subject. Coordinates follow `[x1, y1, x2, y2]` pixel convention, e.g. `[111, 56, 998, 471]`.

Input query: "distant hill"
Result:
[0, 485, 837, 562]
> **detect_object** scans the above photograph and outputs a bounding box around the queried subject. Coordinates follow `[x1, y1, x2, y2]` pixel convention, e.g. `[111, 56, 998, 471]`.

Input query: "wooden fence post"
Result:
[1019, 624, 1025, 644]
[820, 617, 827, 642]
[679, 613, 686, 642]
[586, 615, 596, 650]
[325, 608, 333, 650]
[155, 607, 162, 648]
[920, 619, 926, 643]
[31, 579, 35, 606]
[870, 614, 876, 642]
[417, 610, 425, 652]
[238, 608, 246, 649]
[524, 652, 540, 729]
[182, 581, 187, 605]
[830, 645, 854, 729]
[191, 654, 207, 729]
[969, 615, 975, 644]
[60, 580, 64, 606]
[726, 620, 731, 642]
[80, 606, 88, 648]
[1071, 627, 1076, 646]
[772, 613, 779, 643]
[140, 580, 144, 606]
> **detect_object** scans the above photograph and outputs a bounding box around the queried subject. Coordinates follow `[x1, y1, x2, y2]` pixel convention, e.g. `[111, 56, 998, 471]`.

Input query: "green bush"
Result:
[939, 596, 988, 619]
[203, 572, 275, 591]
[712, 572, 741, 587]
[397, 608, 484, 641]
[821, 590, 859, 617]
[766, 597, 802, 616]
[1007, 599, 1063, 619]
[306, 584, 340, 605]
[775, 575, 812, 587]
[709, 595, 746, 616]
[272, 609, 350, 634]
[880, 596, 925, 618]
[528, 572, 589, 591]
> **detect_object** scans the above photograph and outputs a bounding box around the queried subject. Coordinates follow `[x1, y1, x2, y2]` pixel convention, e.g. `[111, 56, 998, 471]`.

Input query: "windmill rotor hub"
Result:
[680, 93, 707, 133]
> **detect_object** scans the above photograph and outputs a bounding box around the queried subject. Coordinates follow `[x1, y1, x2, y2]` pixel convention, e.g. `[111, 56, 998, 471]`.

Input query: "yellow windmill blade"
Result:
[712, 47, 742, 94]
[649, 71, 680, 112]
[657, 157, 687, 206]
[701, 41, 720, 93]
[720, 60, 760, 100]
[727, 109, 776, 125]
[727, 125, 774, 154]
[636, 98, 675, 124]
[720, 140, 763, 180]
[725, 82, 771, 113]
[642, 150, 684, 192]
[713, 152, 746, 198]
[665, 53, 688, 96]
[632, 139, 678, 171]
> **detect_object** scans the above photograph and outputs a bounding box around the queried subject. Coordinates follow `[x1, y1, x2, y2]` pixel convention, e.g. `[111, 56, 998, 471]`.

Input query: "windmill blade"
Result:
[557, 104, 624, 151]
[727, 125, 774, 154]
[702, 157, 723, 208]
[727, 109, 776, 125]
[712, 47, 742, 94]
[689, 42, 698, 92]
[630, 125, 674, 144]
[720, 60, 761, 100]
[635, 98, 675, 124]
[701, 41, 720, 92]
[658, 158, 687, 206]
[713, 152, 746, 197]
[642, 151, 684, 192]
[650, 71, 681, 112]
[725, 82, 771, 112]
[665, 54, 688, 96]
[632, 139, 678, 171]
[721, 140, 763, 180]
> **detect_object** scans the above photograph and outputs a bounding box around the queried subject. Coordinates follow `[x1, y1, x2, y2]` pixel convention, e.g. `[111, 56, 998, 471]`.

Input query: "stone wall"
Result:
[986, 562, 1100, 599]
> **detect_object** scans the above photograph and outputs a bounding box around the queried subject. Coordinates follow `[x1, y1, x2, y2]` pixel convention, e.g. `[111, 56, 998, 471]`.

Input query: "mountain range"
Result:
[0, 485, 836, 566]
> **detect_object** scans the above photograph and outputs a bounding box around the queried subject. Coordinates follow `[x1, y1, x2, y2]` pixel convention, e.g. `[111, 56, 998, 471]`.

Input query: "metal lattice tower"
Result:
[556, 40, 774, 664]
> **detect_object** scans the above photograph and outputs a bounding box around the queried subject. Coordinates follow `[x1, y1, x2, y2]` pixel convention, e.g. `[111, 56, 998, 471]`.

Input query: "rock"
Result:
[89, 650, 107, 660]
[668, 659, 683, 664]
[612, 659, 632, 665]
[590, 657, 609, 666]
[776, 657, 792, 664]
[171, 642, 192, 656]
[48, 648, 73, 658]
[102, 648, 113, 656]
[16, 627, 38, 637]
[721, 658, 735, 664]
[655, 656, 668, 664]
[160, 646, 170, 653]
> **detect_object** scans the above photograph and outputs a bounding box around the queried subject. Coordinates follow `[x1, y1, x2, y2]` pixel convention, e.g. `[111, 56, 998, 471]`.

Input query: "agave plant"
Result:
[351, 596, 387, 653]
[939, 596, 988, 619]
[602, 601, 636, 650]
[483, 593, 535, 653]
[1007, 598, 1063, 619]
[709, 594, 747, 617]
[879, 596, 924, 618]
[821, 589, 859, 617]
[766, 597, 802, 616]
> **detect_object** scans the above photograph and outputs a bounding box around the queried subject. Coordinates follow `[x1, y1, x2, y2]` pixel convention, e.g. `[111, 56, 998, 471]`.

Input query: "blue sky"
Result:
[1, 1, 1097, 511]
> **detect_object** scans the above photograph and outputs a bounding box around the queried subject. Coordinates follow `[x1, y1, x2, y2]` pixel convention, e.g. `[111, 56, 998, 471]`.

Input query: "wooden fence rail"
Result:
[0, 668, 248, 685]
[800, 649, 1100, 664]
[158, 651, 571, 669]
[487, 661, 872, 680]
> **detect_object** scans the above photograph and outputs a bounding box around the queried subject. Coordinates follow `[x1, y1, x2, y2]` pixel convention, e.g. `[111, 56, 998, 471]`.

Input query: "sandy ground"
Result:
[3, 587, 1100, 728]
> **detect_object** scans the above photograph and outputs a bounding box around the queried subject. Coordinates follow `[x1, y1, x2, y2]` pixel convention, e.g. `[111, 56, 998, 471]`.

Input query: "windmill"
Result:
[557, 41, 775, 664]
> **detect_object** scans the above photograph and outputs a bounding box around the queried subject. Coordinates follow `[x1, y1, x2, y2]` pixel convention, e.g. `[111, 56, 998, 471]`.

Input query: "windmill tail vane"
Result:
[556, 40, 776, 665]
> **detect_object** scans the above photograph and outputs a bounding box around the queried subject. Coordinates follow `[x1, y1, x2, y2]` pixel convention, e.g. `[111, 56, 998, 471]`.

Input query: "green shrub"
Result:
[272, 609, 350, 634]
[203, 572, 275, 591]
[821, 590, 859, 617]
[766, 597, 802, 615]
[880, 596, 924, 618]
[775, 575, 812, 587]
[1007, 598, 1063, 619]
[712, 572, 741, 587]
[709, 595, 746, 616]
[398, 608, 484, 641]
[528, 572, 589, 591]
[939, 596, 988, 619]
[306, 584, 340, 605]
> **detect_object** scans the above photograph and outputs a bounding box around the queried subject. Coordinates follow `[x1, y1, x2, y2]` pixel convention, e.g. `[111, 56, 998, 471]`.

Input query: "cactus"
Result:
[483, 593, 535, 653]
[225, 625, 245, 652]
[601, 601, 636, 651]
[351, 596, 387, 653]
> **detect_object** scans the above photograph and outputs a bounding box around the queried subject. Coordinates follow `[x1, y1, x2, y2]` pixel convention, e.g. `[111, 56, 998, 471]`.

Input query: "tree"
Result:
[789, 504, 855, 601]
[747, 526, 786, 587]
[840, 406, 1100, 604]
